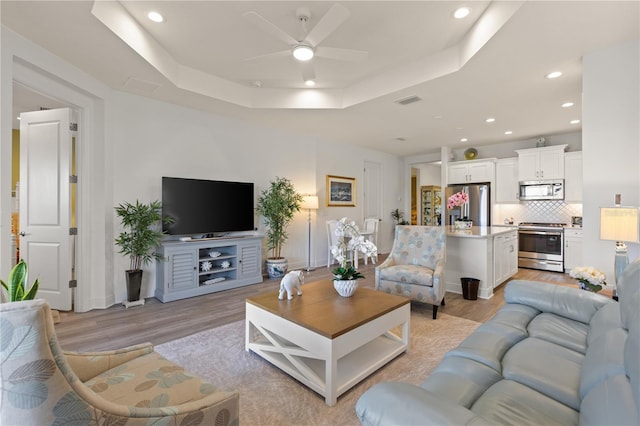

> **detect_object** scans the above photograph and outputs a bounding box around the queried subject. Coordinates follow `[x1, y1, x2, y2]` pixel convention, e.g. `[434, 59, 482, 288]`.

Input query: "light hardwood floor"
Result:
[55, 258, 580, 351]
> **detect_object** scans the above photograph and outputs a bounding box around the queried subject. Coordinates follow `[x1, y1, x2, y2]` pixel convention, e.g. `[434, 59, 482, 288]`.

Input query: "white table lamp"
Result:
[600, 196, 639, 293]
[301, 195, 319, 271]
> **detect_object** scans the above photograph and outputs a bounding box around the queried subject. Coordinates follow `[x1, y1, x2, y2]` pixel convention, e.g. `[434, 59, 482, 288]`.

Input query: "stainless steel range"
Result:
[518, 222, 565, 272]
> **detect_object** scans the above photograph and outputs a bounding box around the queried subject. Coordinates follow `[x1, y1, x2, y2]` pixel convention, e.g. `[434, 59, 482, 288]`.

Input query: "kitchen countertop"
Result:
[446, 226, 518, 239]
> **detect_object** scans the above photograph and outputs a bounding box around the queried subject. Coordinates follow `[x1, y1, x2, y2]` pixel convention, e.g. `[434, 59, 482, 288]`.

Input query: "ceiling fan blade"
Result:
[315, 46, 368, 62]
[243, 11, 297, 46]
[243, 49, 291, 62]
[300, 61, 316, 82]
[305, 3, 350, 47]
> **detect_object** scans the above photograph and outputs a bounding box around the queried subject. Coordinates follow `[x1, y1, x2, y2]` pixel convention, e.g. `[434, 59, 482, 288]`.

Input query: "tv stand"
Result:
[155, 235, 263, 302]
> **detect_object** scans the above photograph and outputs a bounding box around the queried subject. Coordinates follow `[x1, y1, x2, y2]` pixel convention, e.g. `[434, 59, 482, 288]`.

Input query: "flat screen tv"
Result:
[162, 177, 254, 236]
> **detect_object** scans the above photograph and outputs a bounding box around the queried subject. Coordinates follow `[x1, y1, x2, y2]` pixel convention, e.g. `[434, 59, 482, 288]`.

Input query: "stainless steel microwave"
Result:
[519, 180, 564, 201]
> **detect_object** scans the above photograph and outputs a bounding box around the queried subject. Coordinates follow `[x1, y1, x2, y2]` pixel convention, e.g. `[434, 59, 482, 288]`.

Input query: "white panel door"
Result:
[363, 161, 382, 221]
[19, 108, 73, 310]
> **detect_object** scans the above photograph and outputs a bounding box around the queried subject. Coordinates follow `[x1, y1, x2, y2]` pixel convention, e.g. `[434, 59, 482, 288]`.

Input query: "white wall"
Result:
[1, 26, 402, 310]
[582, 39, 640, 285]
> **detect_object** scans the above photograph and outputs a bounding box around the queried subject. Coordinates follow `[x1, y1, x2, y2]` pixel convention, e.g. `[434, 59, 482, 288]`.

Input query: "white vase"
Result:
[454, 220, 473, 230]
[333, 279, 358, 297]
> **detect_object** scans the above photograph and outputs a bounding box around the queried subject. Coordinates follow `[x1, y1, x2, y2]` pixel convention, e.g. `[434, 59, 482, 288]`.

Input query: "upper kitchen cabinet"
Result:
[564, 151, 583, 202]
[495, 158, 520, 203]
[516, 145, 567, 181]
[448, 159, 495, 184]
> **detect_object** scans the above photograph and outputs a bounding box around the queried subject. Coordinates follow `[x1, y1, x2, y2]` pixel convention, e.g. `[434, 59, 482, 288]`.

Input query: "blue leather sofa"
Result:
[356, 260, 640, 425]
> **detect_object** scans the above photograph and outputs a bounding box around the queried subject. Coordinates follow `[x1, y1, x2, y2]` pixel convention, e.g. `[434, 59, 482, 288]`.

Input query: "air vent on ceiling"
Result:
[394, 95, 422, 106]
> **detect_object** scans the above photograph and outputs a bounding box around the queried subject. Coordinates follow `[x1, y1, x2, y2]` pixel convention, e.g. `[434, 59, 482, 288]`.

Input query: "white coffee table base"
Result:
[245, 302, 410, 406]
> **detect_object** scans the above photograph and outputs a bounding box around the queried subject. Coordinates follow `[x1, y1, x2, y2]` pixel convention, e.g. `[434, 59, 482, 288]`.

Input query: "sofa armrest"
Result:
[356, 382, 491, 426]
[504, 280, 614, 324]
[375, 256, 396, 289]
[63, 342, 154, 381]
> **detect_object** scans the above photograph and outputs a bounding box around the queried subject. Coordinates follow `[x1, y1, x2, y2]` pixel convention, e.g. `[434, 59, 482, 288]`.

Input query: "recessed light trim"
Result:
[453, 7, 470, 19]
[147, 11, 164, 23]
[293, 44, 314, 61]
[504, 130, 513, 135]
[570, 119, 581, 124]
[562, 102, 574, 108]
[546, 71, 562, 79]
[485, 117, 496, 123]
[460, 138, 468, 142]
[304, 79, 315, 87]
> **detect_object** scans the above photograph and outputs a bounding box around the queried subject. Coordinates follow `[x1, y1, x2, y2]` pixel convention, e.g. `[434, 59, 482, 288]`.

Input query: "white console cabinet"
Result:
[156, 236, 263, 302]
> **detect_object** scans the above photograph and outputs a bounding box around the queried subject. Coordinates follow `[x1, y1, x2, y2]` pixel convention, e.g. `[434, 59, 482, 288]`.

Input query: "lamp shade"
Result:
[600, 207, 640, 242]
[301, 195, 319, 210]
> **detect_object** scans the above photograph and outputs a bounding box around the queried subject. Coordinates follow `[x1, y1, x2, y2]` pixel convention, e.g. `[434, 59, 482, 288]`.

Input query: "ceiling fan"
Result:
[243, 4, 368, 85]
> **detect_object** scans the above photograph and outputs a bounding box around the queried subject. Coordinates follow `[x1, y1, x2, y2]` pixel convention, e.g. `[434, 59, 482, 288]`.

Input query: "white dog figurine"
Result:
[278, 270, 304, 300]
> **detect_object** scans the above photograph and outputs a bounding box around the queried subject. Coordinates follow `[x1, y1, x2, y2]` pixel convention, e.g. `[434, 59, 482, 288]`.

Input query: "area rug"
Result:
[155, 308, 480, 426]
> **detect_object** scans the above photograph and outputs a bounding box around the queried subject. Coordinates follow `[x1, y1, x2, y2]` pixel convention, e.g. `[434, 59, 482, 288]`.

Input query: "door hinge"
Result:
[69, 227, 78, 235]
[70, 123, 78, 131]
[69, 280, 77, 288]
[69, 175, 78, 184]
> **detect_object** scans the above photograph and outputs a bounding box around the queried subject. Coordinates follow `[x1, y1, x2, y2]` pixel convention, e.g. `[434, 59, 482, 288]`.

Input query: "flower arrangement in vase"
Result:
[570, 266, 607, 293]
[447, 191, 472, 229]
[330, 218, 377, 296]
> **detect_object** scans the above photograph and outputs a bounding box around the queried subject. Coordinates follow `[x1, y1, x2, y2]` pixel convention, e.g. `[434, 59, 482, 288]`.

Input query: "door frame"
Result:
[2, 56, 109, 312]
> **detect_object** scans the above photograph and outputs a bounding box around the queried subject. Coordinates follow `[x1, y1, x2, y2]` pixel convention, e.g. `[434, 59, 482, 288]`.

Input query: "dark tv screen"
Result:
[162, 177, 254, 236]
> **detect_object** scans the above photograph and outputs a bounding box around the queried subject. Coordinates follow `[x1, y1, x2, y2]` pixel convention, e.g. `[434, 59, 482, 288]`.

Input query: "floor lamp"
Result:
[301, 195, 319, 272]
[600, 194, 639, 299]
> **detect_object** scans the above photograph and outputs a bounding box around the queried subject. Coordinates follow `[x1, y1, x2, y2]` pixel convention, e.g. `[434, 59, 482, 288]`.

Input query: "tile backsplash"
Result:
[495, 201, 583, 225]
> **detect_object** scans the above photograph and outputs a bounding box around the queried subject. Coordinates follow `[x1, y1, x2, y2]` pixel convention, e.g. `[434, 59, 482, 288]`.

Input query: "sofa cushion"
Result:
[84, 351, 217, 408]
[502, 337, 583, 410]
[378, 264, 434, 286]
[471, 380, 579, 426]
[580, 327, 627, 398]
[420, 356, 502, 408]
[579, 374, 638, 425]
[527, 313, 589, 354]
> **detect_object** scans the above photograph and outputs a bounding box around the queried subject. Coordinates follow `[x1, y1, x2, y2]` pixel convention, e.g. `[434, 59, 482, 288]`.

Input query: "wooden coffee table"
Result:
[245, 279, 410, 406]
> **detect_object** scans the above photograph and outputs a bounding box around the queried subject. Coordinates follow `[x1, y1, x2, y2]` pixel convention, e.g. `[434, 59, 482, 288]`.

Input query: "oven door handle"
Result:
[518, 230, 563, 236]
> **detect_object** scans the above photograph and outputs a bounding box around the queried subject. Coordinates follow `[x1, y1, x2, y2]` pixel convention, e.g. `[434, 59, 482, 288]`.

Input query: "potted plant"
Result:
[1, 259, 39, 302]
[115, 200, 172, 302]
[330, 217, 377, 297]
[256, 177, 303, 278]
[391, 208, 410, 225]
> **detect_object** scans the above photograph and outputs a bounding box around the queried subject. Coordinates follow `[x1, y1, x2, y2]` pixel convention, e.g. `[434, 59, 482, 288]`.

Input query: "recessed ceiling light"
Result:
[562, 102, 574, 108]
[293, 44, 314, 61]
[395, 137, 407, 142]
[485, 117, 496, 123]
[504, 130, 513, 135]
[570, 119, 581, 124]
[304, 79, 315, 87]
[17, 116, 21, 120]
[453, 7, 470, 19]
[147, 11, 164, 23]
[545, 71, 562, 79]
[460, 138, 468, 142]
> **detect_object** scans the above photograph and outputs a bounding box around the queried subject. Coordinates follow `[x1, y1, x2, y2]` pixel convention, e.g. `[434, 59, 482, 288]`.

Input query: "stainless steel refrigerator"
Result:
[445, 183, 491, 226]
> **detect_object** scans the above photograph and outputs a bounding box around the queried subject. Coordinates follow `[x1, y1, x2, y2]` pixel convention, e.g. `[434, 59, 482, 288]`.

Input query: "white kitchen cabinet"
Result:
[495, 158, 519, 203]
[448, 160, 495, 184]
[516, 145, 567, 181]
[564, 152, 583, 202]
[494, 230, 518, 287]
[564, 228, 583, 272]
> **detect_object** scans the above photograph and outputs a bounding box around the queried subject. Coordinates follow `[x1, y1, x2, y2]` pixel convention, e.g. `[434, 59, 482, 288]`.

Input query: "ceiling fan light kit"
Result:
[293, 44, 314, 61]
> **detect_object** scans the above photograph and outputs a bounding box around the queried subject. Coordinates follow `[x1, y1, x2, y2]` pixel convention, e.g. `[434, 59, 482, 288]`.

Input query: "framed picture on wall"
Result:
[326, 175, 356, 207]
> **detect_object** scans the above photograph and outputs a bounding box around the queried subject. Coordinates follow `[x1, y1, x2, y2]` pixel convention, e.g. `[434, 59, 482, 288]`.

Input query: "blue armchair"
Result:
[375, 226, 446, 319]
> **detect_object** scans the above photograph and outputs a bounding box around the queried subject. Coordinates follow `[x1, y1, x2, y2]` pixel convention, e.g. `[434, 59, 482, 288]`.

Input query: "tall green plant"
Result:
[256, 177, 303, 259]
[1, 260, 39, 302]
[115, 200, 173, 271]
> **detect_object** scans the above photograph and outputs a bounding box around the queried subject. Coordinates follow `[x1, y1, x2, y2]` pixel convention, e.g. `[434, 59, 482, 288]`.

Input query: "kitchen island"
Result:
[445, 226, 518, 299]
